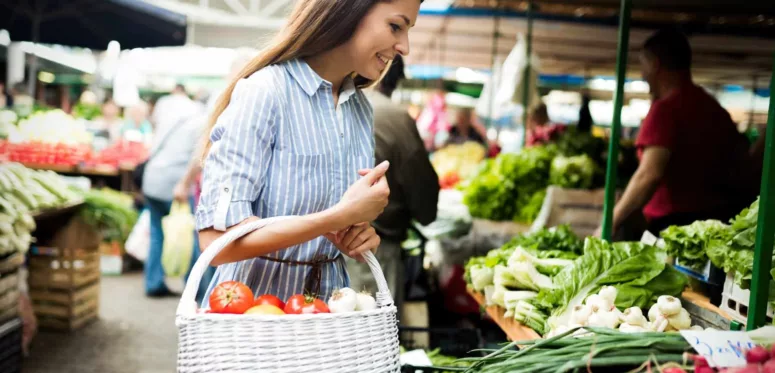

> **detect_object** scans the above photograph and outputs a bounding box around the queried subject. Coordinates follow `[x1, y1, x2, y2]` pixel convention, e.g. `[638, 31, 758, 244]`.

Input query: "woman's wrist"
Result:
[318, 204, 352, 232]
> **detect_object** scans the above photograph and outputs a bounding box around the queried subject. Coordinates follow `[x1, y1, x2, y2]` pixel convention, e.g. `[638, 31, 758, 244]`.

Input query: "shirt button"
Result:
[224, 187, 229, 192]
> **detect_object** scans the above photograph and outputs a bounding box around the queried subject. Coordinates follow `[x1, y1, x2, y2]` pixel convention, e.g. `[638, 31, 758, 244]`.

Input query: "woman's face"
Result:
[346, 0, 421, 81]
[102, 102, 119, 120]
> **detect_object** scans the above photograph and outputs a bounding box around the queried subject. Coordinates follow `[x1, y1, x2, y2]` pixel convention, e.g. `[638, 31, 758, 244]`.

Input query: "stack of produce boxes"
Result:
[28, 215, 101, 331]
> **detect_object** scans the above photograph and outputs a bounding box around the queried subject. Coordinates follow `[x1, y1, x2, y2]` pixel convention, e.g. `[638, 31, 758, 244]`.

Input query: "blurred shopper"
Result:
[525, 103, 565, 146]
[578, 94, 593, 132]
[346, 55, 439, 314]
[597, 29, 759, 237]
[151, 84, 198, 130]
[120, 101, 153, 145]
[0, 81, 11, 108]
[195, 0, 422, 304]
[446, 107, 488, 146]
[142, 105, 206, 298]
[11, 83, 34, 117]
[90, 99, 123, 148]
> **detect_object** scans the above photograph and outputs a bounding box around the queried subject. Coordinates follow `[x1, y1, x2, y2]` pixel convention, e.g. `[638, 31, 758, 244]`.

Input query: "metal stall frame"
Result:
[748, 55, 775, 329]
[600, 0, 631, 241]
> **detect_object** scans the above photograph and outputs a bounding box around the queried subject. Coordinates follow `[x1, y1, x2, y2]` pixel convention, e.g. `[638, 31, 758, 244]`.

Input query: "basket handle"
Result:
[177, 217, 394, 316]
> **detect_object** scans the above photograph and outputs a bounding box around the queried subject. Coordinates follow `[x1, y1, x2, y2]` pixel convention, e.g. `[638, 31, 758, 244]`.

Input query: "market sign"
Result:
[680, 330, 757, 368]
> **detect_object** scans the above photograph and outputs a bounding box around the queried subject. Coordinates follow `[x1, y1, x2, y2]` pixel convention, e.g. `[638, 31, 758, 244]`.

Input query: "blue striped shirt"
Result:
[195, 59, 375, 304]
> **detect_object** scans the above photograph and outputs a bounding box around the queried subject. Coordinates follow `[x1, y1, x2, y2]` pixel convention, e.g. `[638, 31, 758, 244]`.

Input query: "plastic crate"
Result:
[0, 318, 22, 373]
[720, 273, 774, 325]
[399, 327, 483, 358]
[672, 258, 724, 305]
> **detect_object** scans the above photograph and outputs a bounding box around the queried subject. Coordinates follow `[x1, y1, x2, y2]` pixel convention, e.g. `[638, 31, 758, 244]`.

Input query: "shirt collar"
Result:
[287, 59, 323, 96]
[287, 59, 358, 104]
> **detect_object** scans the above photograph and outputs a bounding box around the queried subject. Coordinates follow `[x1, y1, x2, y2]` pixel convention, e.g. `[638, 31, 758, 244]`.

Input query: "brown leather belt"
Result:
[259, 254, 338, 296]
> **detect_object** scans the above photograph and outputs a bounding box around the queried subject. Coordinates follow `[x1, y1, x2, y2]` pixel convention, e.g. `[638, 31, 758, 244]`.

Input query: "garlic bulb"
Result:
[622, 307, 648, 327]
[656, 296, 682, 316]
[598, 286, 618, 305]
[666, 308, 691, 330]
[570, 304, 593, 325]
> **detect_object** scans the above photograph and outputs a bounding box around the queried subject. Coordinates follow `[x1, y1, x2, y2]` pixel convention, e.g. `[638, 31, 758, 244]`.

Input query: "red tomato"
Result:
[284, 294, 330, 314]
[254, 294, 285, 310]
[209, 281, 255, 314]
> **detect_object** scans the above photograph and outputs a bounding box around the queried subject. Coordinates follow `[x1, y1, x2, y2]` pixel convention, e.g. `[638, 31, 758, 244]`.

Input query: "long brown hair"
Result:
[201, 0, 398, 160]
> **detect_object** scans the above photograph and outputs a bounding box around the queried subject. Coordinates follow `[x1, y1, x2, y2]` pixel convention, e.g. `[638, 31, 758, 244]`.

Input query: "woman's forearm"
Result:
[199, 205, 350, 266]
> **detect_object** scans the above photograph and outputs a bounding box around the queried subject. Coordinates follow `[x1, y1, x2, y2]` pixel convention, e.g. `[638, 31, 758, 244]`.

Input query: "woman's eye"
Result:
[390, 23, 401, 32]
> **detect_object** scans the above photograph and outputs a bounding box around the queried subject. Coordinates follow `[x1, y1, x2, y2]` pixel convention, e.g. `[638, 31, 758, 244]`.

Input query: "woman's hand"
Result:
[324, 222, 380, 262]
[336, 161, 390, 225]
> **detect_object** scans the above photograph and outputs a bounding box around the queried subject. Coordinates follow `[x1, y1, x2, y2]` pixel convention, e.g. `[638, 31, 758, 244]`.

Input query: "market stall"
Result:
[391, 0, 775, 371]
[0, 106, 149, 193]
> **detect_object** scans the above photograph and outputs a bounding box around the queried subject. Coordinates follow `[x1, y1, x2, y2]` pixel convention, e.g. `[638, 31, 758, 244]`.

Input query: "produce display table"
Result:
[681, 289, 734, 330]
[467, 289, 541, 342]
[19, 162, 76, 174]
[31, 200, 85, 221]
[19, 162, 137, 193]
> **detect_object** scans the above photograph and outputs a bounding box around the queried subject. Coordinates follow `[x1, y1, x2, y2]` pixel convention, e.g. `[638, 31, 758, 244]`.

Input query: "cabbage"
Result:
[462, 146, 555, 223]
[661, 219, 729, 271]
[548, 154, 597, 189]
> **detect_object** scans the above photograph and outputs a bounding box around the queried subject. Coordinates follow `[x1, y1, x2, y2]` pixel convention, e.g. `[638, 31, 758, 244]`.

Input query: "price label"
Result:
[680, 330, 757, 368]
[640, 231, 659, 245]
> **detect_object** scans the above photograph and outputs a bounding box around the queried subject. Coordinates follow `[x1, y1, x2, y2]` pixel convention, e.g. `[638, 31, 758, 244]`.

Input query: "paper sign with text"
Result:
[680, 330, 758, 368]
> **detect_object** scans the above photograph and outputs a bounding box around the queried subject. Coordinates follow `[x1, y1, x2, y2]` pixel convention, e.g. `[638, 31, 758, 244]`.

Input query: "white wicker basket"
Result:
[176, 217, 400, 373]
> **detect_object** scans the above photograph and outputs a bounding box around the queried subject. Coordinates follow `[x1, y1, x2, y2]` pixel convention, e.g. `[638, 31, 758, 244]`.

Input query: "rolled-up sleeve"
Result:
[196, 71, 279, 231]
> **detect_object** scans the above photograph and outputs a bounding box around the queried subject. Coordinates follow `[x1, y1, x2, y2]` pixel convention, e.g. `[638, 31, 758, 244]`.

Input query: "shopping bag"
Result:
[162, 201, 195, 277]
[125, 209, 150, 262]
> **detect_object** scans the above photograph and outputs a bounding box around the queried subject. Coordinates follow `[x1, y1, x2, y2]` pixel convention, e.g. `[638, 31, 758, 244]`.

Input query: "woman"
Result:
[196, 0, 422, 303]
[93, 99, 124, 141]
[526, 103, 565, 146]
[120, 101, 153, 145]
[446, 107, 488, 146]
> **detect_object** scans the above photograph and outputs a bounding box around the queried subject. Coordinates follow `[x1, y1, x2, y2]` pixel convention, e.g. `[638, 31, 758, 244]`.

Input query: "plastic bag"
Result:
[162, 201, 195, 277]
[125, 209, 150, 262]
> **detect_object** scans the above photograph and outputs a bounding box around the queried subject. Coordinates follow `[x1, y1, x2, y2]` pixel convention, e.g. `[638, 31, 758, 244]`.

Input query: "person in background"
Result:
[120, 100, 153, 145]
[90, 99, 123, 145]
[0, 81, 12, 108]
[596, 29, 759, 237]
[151, 84, 198, 131]
[525, 103, 565, 146]
[11, 83, 34, 117]
[346, 55, 439, 316]
[446, 107, 488, 146]
[578, 94, 593, 132]
[142, 104, 207, 298]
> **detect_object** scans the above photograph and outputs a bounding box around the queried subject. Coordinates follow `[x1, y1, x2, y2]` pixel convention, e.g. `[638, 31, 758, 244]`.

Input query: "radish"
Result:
[691, 354, 709, 368]
[764, 360, 775, 373]
[695, 367, 715, 373]
[746, 346, 770, 364]
[732, 364, 764, 373]
[662, 368, 686, 373]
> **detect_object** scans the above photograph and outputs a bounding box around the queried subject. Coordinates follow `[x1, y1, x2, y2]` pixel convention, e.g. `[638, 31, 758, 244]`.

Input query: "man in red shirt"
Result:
[601, 29, 758, 236]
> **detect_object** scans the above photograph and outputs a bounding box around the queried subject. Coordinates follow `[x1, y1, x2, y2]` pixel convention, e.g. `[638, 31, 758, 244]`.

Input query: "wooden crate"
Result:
[0, 271, 19, 325]
[28, 248, 100, 290]
[30, 281, 100, 331]
[0, 288, 19, 325]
